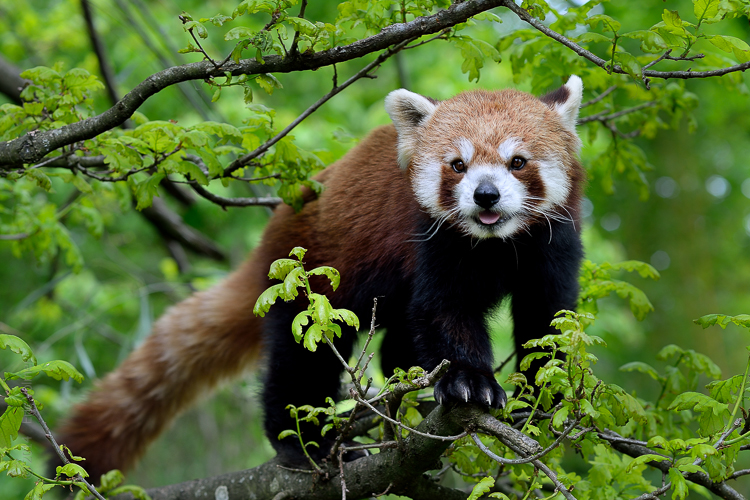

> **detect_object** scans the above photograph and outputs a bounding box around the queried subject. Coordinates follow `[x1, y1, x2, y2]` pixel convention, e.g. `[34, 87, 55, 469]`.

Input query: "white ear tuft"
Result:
[541, 75, 583, 131]
[384, 89, 438, 169]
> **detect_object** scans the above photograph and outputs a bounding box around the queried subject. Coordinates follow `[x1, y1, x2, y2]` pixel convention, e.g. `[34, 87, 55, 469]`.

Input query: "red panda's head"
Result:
[384, 76, 584, 240]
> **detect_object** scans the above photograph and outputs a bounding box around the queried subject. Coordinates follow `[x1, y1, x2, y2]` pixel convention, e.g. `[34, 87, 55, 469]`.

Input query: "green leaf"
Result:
[289, 247, 307, 260]
[333, 308, 359, 329]
[107, 485, 151, 500]
[280, 266, 305, 301]
[310, 293, 334, 324]
[268, 258, 299, 280]
[23, 482, 55, 500]
[552, 405, 570, 428]
[98, 469, 125, 492]
[468, 476, 496, 500]
[277, 429, 297, 440]
[0, 406, 23, 447]
[132, 173, 165, 210]
[576, 32, 613, 45]
[625, 453, 668, 472]
[57, 463, 89, 478]
[291, 311, 311, 342]
[7, 360, 84, 382]
[669, 467, 689, 499]
[0, 334, 37, 364]
[303, 323, 323, 352]
[620, 361, 663, 381]
[615, 51, 643, 80]
[694, 0, 721, 21]
[709, 35, 750, 62]
[586, 14, 622, 33]
[255, 74, 283, 95]
[695, 313, 750, 331]
[253, 283, 284, 316]
[308, 266, 341, 290]
[25, 169, 52, 191]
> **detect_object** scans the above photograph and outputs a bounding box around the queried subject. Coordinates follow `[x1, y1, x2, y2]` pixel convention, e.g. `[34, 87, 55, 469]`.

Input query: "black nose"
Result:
[474, 182, 500, 208]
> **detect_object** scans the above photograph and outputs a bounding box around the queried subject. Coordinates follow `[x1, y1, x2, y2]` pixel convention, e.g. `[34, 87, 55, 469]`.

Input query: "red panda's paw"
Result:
[434, 368, 507, 409]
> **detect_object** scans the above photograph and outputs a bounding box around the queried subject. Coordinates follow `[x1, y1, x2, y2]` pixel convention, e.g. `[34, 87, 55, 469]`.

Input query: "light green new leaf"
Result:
[98, 469, 125, 492]
[308, 266, 341, 290]
[286, 17, 318, 36]
[253, 283, 284, 316]
[281, 267, 305, 300]
[57, 463, 89, 478]
[625, 453, 668, 473]
[291, 311, 311, 342]
[552, 405, 570, 428]
[0, 406, 23, 447]
[23, 482, 55, 500]
[468, 476, 497, 500]
[333, 308, 359, 329]
[576, 32, 613, 44]
[586, 14, 622, 33]
[303, 323, 323, 352]
[709, 35, 750, 62]
[278, 429, 298, 440]
[7, 360, 84, 382]
[310, 293, 334, 324]
[694, 0, 721, 21]
[668, 467, 689, 499]
[268, 258, 299, 280]
[289, 247, 307, 260]
[256, 74, 283, 95]
[0, 334, 37, 364]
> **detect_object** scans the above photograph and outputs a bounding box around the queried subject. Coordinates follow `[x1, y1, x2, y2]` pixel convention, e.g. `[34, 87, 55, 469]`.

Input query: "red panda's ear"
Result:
[384, 89, 438, 169]
[540, 75, 583, 132]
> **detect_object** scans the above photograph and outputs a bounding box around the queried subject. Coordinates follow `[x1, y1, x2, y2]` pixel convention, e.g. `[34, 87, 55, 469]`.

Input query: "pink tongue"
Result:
[479, 211, 501, 225]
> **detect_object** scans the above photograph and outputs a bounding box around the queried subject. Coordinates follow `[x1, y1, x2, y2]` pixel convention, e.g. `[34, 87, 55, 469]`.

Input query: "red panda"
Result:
[56, 76, 585, 475]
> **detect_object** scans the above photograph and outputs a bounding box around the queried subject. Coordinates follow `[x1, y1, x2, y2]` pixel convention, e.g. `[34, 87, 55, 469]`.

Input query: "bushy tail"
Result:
[55, 260, 265, 479]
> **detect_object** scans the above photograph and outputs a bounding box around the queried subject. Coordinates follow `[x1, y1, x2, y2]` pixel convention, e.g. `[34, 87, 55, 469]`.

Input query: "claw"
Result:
[462, 387, 470, 403]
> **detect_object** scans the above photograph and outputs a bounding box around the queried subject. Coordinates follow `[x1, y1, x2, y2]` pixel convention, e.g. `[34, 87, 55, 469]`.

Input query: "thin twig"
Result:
[223, 38, 414, 177]
[580, 85, 616, 108]
[189, 182, 282, 208]
[500, 0, 750, 82]
[20, 388, 107, 500]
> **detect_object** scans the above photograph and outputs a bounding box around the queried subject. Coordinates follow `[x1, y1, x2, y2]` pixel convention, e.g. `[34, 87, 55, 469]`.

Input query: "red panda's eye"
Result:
[510, 157, 526, 170]
[451, 159, 466, 173]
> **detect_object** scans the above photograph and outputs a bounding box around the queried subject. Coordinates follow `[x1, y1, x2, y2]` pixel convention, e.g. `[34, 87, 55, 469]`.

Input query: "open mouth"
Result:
[476, 210, 510, 226]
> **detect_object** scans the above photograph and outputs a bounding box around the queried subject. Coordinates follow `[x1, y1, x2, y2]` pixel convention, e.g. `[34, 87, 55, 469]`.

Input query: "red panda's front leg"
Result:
[407, 282, 507, 409]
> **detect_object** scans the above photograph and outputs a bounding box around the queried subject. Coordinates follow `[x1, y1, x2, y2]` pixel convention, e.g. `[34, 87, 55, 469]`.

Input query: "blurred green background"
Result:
[0, 0, 749, 497]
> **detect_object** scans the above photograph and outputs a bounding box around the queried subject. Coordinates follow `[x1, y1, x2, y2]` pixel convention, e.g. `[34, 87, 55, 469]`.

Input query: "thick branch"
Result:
[115, 405, 467, 500]
[0, 0, 503, 167]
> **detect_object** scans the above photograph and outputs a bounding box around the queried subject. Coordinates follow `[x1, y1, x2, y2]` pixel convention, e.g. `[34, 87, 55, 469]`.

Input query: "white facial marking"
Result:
[497, 137, 522, 161]
[537, 158, 571, 209]
[411, 158, 443, 219]
[454, 137, 475, 164]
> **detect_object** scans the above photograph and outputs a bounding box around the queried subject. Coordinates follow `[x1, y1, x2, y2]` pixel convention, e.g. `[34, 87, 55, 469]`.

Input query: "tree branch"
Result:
[499, 0, 750, 83]
[0, 0, 504, 167]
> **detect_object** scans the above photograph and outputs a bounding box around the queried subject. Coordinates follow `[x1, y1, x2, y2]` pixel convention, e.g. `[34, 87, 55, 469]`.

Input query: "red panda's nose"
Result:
[474, 182, 500, 208]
